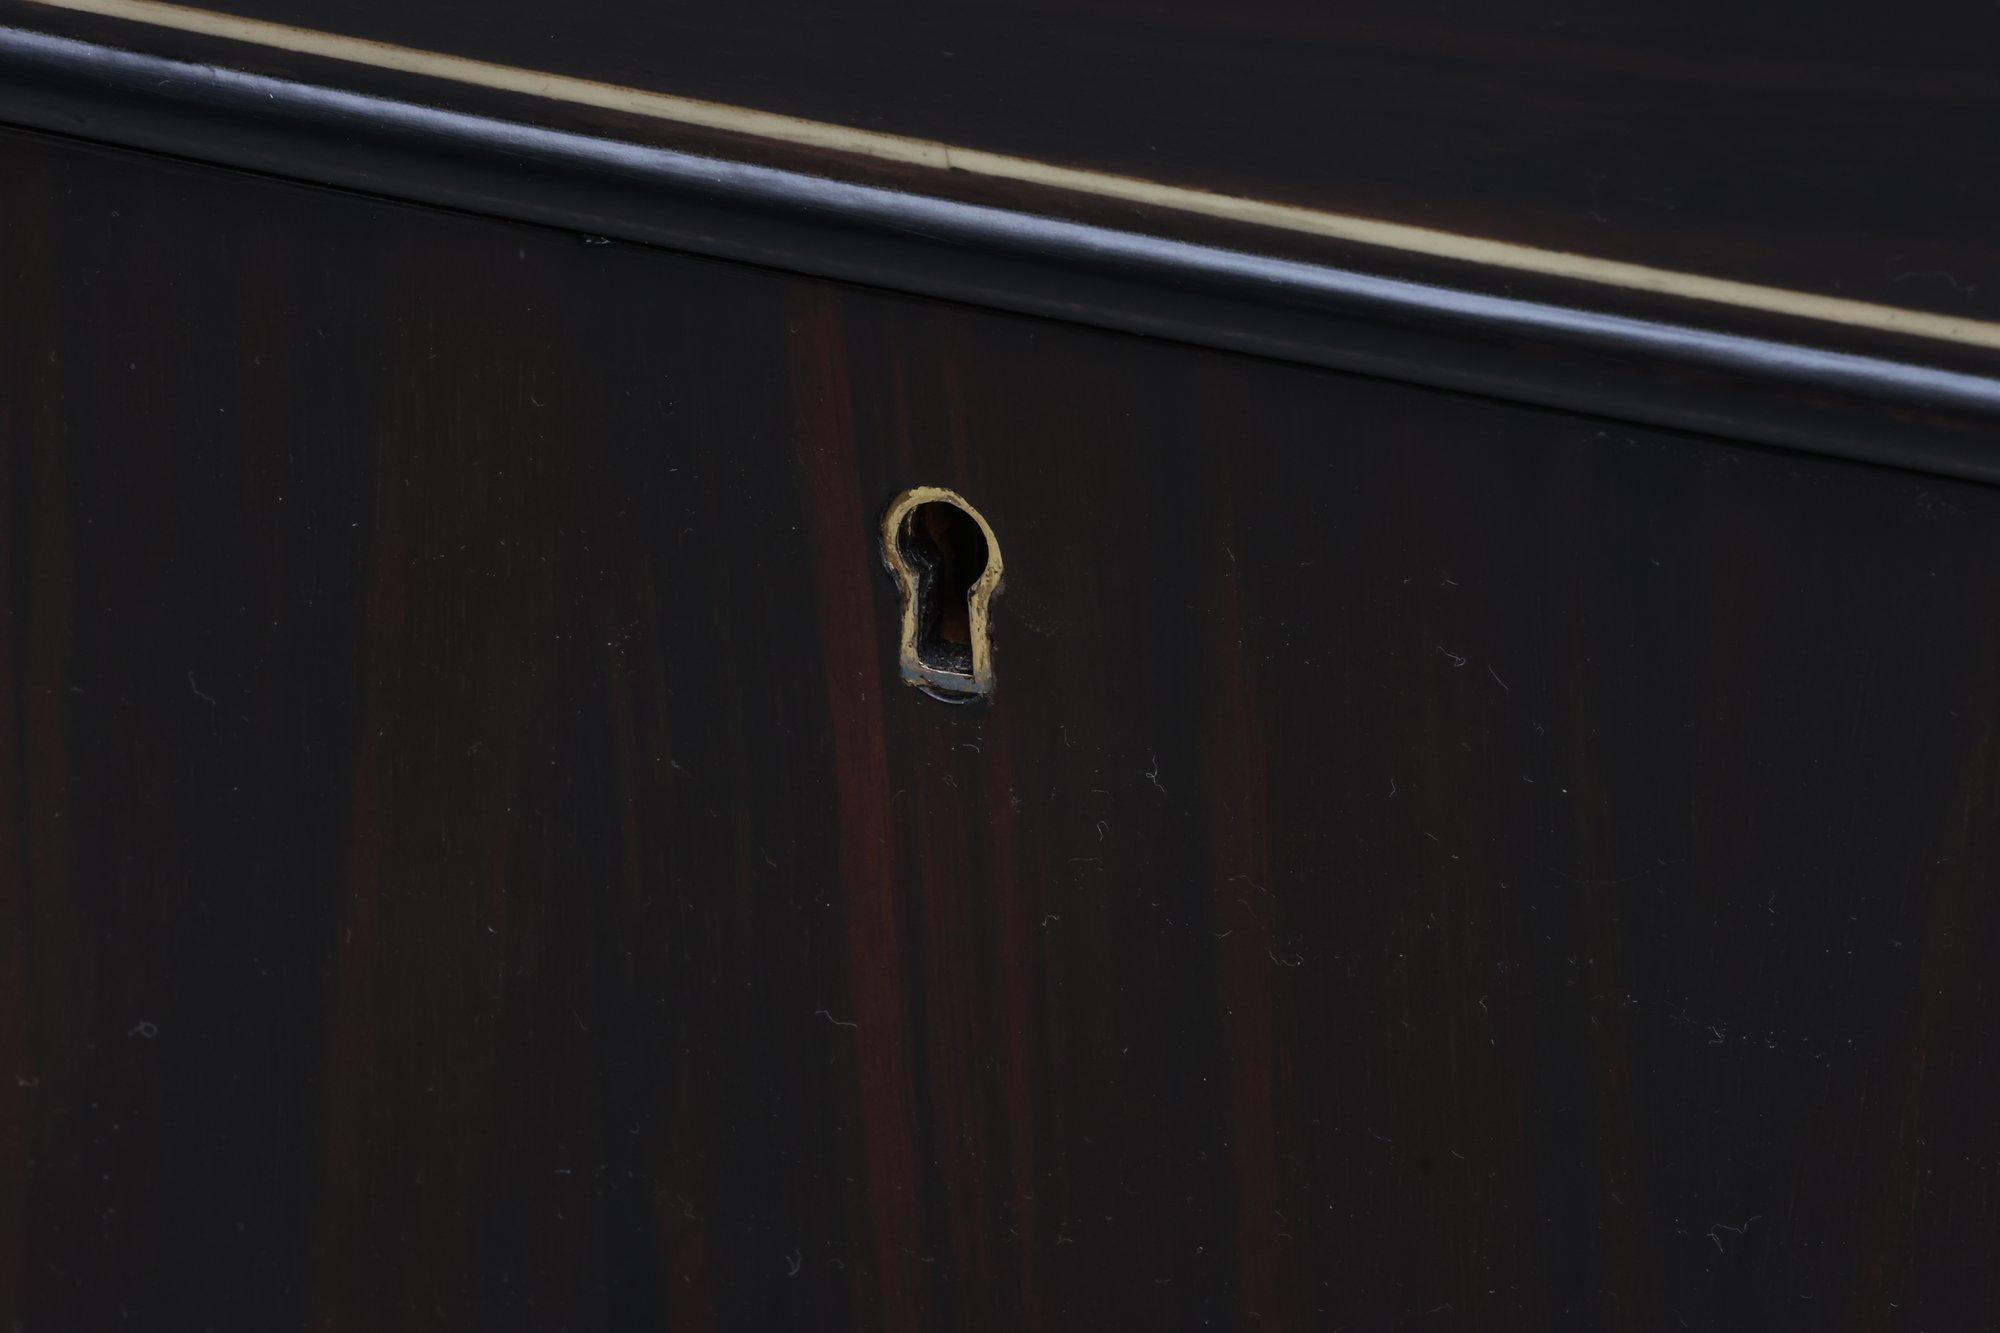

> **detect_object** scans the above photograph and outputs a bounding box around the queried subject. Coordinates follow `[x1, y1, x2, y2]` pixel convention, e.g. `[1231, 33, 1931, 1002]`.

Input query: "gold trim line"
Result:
[21, 0, 2000, 353]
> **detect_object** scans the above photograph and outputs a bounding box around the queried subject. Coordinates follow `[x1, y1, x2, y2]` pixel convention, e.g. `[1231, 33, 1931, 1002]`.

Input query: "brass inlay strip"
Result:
[21, 0, 2000, 353]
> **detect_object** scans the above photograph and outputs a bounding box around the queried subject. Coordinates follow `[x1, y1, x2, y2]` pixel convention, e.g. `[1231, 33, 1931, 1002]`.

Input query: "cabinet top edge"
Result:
[1, 8, 1997, 483]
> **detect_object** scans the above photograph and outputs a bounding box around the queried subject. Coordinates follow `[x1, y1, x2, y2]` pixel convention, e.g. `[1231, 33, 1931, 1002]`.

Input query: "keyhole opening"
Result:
[881, 487, 1002, 700]
[900, 501, 989, 676]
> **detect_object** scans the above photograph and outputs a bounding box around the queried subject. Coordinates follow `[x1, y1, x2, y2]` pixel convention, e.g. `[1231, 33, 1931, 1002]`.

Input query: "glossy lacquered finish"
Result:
[4, 130, 1999, 1329]
[3, 27, 1996, 489]
[12, 0, 1999, 329]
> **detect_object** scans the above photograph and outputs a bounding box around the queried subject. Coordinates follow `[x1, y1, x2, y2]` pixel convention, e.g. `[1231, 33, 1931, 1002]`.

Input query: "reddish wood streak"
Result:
[787, 288, 933, 1330]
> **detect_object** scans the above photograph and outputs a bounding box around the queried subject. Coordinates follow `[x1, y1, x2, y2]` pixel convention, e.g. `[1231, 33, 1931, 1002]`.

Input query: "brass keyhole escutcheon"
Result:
[882, 487, 1002, 701]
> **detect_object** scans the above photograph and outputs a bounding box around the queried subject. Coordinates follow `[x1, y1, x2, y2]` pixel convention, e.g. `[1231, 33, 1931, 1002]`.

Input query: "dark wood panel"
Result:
[3, 128, 1998, 1329]
[11, 0, 2000, 326]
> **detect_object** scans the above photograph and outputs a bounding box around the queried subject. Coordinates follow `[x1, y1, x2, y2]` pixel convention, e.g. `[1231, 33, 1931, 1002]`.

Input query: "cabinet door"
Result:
[5, 127, 1998, 1329]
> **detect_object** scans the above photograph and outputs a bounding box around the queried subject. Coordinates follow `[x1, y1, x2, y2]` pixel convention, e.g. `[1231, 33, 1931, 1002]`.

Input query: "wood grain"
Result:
[3, 127, 1998, 1328]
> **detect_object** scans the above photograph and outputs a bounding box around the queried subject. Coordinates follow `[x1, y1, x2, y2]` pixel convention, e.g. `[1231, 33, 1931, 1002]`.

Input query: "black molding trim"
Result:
[3, 25, 1998, 482]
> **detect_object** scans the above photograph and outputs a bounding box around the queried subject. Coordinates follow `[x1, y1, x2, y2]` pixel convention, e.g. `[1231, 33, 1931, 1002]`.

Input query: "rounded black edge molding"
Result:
[2, 24, 1997, 484]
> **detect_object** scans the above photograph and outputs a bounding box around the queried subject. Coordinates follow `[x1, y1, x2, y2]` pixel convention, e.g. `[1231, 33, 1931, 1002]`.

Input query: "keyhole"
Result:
[881, 487, 1002, 700]
[903, 502, 985, 673]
